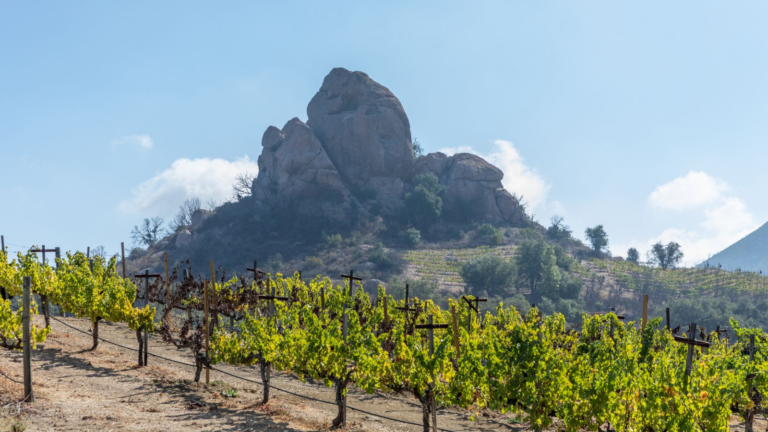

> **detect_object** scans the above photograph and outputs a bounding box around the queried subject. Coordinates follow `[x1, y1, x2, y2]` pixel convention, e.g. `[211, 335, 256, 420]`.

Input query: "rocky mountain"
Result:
[137, 68, 530, 275]
[698, 222, 768, 272]
[251, 67, 526, 227]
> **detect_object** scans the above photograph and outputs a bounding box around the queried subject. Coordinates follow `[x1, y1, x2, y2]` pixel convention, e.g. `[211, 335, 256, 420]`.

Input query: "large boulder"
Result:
[249, 68, 526, 228]
[252, 118, 348, 203]
[416, 152, 523, 224]
[307, 68, 414, 192]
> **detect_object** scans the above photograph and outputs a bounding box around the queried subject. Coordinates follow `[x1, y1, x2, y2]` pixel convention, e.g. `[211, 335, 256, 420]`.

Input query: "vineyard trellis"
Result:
[2, 242, 768, 431]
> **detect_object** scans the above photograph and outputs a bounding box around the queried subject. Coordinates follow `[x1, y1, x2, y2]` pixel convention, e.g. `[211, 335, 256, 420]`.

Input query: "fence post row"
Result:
[22, 276, 34, 402]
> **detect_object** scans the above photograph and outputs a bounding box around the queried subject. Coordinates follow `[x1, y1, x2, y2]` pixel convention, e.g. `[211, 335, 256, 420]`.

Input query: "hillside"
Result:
[698, 222, 768, 272]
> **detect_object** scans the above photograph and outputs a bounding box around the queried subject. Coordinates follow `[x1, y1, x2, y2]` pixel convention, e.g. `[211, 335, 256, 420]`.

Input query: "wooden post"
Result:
[121, 242, 126, 278]
[745, 334, 757, 432]
[0, 236, 6, 301]
[451, 305, 460, 358]
[342, 305, 348, 343]
[383, 295, 388, 328]
[462, 296, 487, 331]
[55, 248, 63, 317]
[133, 270, 161, 367]
[22, 276, 34, 402]
[415, 315, 448, 432]
[665, 307, 670, 332]
[164, 253, 170, 311]
[684, 323, 697, 378]
[204, 281, 210, 385]
[672, 322, 710, 392]
[641, 294, 649, 330]
[210, 260, 216, 327]
[341, 270, 362, 297]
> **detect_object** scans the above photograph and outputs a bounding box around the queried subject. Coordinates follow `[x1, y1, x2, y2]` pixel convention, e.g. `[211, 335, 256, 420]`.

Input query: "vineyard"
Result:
[402, 246, 517, 293]
[580, 258, 768, 296]
[1, 248, 768, 431]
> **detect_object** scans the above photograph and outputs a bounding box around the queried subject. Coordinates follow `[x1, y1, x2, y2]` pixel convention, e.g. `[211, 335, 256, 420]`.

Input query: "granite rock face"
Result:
[251, 68, 525, 225]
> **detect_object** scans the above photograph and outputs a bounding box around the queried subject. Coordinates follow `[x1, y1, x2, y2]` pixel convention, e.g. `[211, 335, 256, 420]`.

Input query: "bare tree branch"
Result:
[232, 172, 256, 201]
[170, 198, 201, 232]
[131, 217, 165, 248]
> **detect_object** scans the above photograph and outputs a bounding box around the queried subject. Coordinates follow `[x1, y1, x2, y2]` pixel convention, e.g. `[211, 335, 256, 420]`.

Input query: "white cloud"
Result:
[638, 174, 758, 266]
[119, 156, 259, 217]
[648, 171, 729, 210]
[439, 140, 551, 212]
[112, 134, 154, 150]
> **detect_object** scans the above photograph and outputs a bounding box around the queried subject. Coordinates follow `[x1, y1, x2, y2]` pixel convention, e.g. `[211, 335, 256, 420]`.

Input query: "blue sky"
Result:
[2, 1, 767, 266]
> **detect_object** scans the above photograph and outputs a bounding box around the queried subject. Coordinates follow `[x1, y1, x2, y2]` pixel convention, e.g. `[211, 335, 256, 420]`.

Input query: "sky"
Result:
[2, 1, 768, 266]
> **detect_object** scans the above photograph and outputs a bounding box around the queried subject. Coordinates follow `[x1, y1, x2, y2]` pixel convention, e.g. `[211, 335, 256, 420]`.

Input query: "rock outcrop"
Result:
[251, 68, 525, 225]
[254, 118, 347, 203]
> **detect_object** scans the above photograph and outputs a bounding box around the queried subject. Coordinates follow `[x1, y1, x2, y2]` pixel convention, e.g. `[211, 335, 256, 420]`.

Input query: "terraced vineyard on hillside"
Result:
[402, 245, 517, 293]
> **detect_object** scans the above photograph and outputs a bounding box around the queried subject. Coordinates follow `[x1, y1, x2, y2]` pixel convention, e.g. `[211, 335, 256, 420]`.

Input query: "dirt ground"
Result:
[0, 316, 764, 432]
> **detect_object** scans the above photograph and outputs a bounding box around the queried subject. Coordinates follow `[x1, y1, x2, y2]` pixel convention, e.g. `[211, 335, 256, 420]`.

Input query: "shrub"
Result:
[405, 173, 444, 229]
[404, 228, 421, 247]
[368, 243, 401, 272]
[460, 255, 517, 297]
[546, 216, 572, 243]
[321, 232, 343, 249]
[477, 223, 504, 245]
[305, 256, 324, 269]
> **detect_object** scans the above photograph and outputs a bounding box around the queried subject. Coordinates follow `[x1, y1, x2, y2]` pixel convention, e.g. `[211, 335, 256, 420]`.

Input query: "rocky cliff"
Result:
[252, 68, 525, 226]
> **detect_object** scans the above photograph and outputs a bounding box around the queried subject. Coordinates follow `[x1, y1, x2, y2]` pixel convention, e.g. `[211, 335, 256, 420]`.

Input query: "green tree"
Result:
[648, 241, 683, 270]
[412, 137, 424, 158]
[584, 225, 609, 253]
[459, 255, 516, 297]
[626, 247, 640, 264]
[404, 173, 444, 229]
[404, 228, 421, 246]
[537, 247, 561, 299]
[515, 240, 548, 294]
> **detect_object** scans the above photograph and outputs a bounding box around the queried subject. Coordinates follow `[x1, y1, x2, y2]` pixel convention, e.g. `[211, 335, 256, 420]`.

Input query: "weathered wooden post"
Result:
[341, 270, 362, 297]
[673, 323, 710, 391]
[451, 304, 460, 358]
[641, 294, 649, 330]
[383, 292, 389, 328]
[29, 245, 57, 328]
[23, 276, 34, 402]
[133, 270, 161, 366]
[665, 307, 670, 332]
[255, 281, 288, 404]
[745, 334, 758, 432]
[416, 314, 449, 432]
[204, 281, 210, 385]
[395, 284, 418, 324]
[0, 235, 6, 301]
[462, 295, 487, 331]
[164, 253, 170, 316]
[120, 242, 126, 278]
